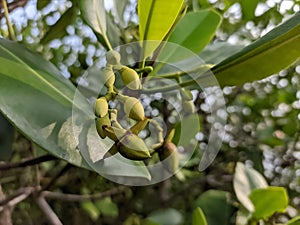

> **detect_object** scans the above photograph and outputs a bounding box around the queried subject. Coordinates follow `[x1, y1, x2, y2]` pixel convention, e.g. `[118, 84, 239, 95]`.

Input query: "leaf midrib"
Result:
[213, 30, 300, 75]
[0, 44, 74, 106]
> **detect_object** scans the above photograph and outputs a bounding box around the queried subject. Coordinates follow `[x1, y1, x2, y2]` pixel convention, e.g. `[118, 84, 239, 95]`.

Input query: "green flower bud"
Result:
[180, 88, 193, 101]
[182, 100, 195, 115]
[124, 97, 145, 121]
[120, 66, 142, 90]
[94, 97, 108, 118]
[117, 133, 151, 160]
[106, 50, 121, 65]
[103, 144, 118, 159]
[104, 65, 115, 88]
[159, 142, 179, 173]
[95, 115, 111, 139]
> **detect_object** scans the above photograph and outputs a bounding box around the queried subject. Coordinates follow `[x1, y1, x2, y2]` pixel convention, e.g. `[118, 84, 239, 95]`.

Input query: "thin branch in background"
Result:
[0, 184, 12, 225]
[42, 186, 127, 202]
[35, 196, 63, 225]
[1, 0, 15, 40]
[0, 0, 28, 18]
[0, 187, 35, 207]
[0, 155, 58, 171]
[41, 163, 72, 191]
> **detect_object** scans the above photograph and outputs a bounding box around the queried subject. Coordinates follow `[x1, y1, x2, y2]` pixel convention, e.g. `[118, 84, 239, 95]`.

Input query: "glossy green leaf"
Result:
[194, 190, 235, 225]
[79, 0, 107, 35]
[167, 9, 221, 54]
[138, 0, 184, 58]
[147, 208, 183, 225]
[286, 216, 300, 225]
[41, 6, 78, 44]
[249, 186, 288, 219]
[213, 12, 300, 86]
[192, 207, 207, 225]
[240, 0, 259, 20]
[233, 162, 268, 212]
[0, 38, 92, 169]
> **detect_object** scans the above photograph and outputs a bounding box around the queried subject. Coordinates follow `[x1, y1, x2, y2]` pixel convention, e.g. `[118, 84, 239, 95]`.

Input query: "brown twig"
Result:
[42, 186, 127, 202]
[0, 187, 35, 207]
[0, 0, 28, 18]
[35, 196, 63, 225]
[0, 155, 58, 171]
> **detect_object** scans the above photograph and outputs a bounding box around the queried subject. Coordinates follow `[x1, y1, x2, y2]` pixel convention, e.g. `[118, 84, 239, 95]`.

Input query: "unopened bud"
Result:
[106, 50, 121, 65]
[94, 97, 109, 118]
[124, 97, 145, 121]
[103, 126, 126, 141]
[117, 133, 151, 160]
[120, 66, 142, 90]
[104, 65, 115, 88]
[182, 100, 195, 115]
[95, 115, 110, 139]
[159, 142, 179, 173]
[180, 88, 193, 101]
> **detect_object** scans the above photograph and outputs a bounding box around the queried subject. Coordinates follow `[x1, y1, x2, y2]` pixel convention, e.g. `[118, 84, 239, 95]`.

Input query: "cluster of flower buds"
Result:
[92, 49, 180, 172]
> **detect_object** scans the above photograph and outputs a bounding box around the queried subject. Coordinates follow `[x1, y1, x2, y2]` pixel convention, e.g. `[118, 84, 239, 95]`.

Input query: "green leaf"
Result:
[192, 207, 207, 225]
[37, 0, 51, 10]
[199, 42, 243, 64]
[249, 186, 288, 220]
[0, 113, 14, 160]
[79, 0, 107, 35]
[167, 9, 221, 54]
[213, 12, 300, 86]
[138, 0, 184, 58]
[147, 208, 183, 225]
[81, 201, 100, 221]
[194, 190, 236, 225]
[95, 197, 118, 218]
[233, 162, 268, 212]
[0, 38, 92, 169]
[240, 0, 259, 20]
[41, 6, 78, 44]
[286, 216, 300, 225]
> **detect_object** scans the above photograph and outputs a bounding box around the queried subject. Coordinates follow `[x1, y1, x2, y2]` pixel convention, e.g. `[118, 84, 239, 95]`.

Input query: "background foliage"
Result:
[0, 0, 299, 224]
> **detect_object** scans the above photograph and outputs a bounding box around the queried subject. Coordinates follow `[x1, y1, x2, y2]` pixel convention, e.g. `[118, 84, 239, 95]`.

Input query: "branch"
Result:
[0, 0, 28, 19]
[0, 155, 58, 171]
[0, 187, 35, 207]
[35, 196, 63, 225]
[42, 186, 127, 202]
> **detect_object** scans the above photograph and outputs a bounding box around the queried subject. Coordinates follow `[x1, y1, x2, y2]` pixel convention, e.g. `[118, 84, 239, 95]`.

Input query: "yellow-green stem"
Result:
[2, 0, 15, 41]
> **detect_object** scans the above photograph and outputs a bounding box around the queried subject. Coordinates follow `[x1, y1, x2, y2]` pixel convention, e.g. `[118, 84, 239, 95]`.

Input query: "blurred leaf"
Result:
[192, 207, 207, 225]
[213, 12, 300, 86]
[81, 201, 100, 221]
[138, 0, 184, 58]
[41, 6, 78, 44]
[159, 9, 221, 62]
[0, 113, 14, 160]
[113, 0, 129, 27]
[199, 42, 243, 64]
[240, 0, 259, 20]
[37, 0, 51, 10]
[95, 197, 118, 218]
[233, 162, 268, 212]
[194, 190, 235, 225]
[249, 186, 288, 220]
[147, 208, 183, 225]
[79, 0, 107, 35]
[173, 114, 201, 149]
[0, 38, 92, 168]
[286, 216, 300, 225]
